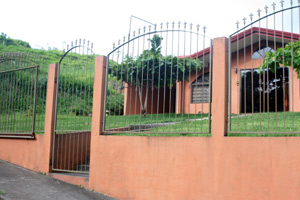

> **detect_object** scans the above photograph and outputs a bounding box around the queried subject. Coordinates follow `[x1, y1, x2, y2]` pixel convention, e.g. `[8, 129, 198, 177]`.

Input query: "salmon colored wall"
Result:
[89, 42, 300, 200]
[0, 63, 57, 173]
[89, 136, 300, 200]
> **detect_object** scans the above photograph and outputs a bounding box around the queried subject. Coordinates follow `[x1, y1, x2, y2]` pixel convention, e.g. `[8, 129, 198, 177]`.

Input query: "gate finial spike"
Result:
[242, 17, 247, 26]
[133, 31, 136, 37]
[149, 25, 151, 31]
[178, 21, 181, 28]
[203, 26, 206, 34]
[67, 44, 69, 50]
[71, 41, 73, 47]
[257, 8, 261, 17]
[280, 0, 284, 8]
[113, 43, 115, 49]
[190, 23, 193, 30]
[172, 22, 175, 29]
[91, 43, 93, 49]
[236, 21, 240, 29]
[249, 13, 254, 22]
[272, 2, 276, 11]
[160, 23, 163, 29]
[79, 39, 82, 45]
[143, 26, 146, 33]
[154, 24, 157, 31]
[118, 39, 120, 46]
[166, 22, 169, 29]
[196, 24, 200, 31]
[264, 5, 269, 14]
[184, 22, 187, 29]
[83, 39, 85, 45]
[123, 36, 126, 43]
[75, 39, 77, 45]
[291, 0, 293, 5]
[87, 40, 90, 47]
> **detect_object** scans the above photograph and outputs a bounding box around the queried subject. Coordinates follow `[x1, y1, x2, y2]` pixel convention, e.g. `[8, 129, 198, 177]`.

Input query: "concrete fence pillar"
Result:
[44, 63, 58, 172]
[89, 56, 107, 189]
[211, 37, 229, 137]
[91, 56, 107, 136]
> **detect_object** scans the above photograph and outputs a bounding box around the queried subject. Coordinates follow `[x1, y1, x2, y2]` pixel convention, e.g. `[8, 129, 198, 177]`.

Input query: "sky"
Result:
[0, 0, 286, 55]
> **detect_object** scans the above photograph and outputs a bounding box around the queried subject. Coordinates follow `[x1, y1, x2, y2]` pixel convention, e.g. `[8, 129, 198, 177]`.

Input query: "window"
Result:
[191, 72, 211, 103]
[252, 46, 274, 59]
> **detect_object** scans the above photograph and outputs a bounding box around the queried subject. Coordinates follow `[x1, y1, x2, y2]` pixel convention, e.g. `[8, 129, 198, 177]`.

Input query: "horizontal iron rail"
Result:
[55, 130, 91, 133]
[107, 29, 211, 56]
[228, 131, 300, 134]
[230, 5, 300, 37]
[103, 131, 210, 134]
[0, 65, 39, 74]
[0, 134, 35, 139]
[51, 168, 89, 174]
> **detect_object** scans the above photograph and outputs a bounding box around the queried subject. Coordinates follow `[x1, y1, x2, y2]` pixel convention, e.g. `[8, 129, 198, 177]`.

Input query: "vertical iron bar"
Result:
[128, 33, 135, 127]
[250, 14, 254, 132]
[169, 24, 175, 132]
[201, 28, 206, 132]
[243, 18, 247, 131]
[228, 37, 232, 132]
[208, 39, 213, 133]
[273, 4, 278, 131]
[32, 66, 39, 134]
[156, 25, 163, 125]
[145, 27, 151, 130]
[114, 40, 121, 132]
[236, 24, 240, 130]
[139, 27, 146, 131]
[266, 8, 270, 132]
[291, 4, 295, 131]
[194, 25, 200, 131]
[181, 22, 187, 131]
[282, 3, 286, 130]
[163, 24, 169, 131]
[187, 23, 192, 132]
[134, 29, 141, 128]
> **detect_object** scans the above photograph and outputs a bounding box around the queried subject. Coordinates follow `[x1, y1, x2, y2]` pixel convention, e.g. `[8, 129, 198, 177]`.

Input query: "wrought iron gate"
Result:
[52, 40, 95, 173]
[0, 53, 47, 139]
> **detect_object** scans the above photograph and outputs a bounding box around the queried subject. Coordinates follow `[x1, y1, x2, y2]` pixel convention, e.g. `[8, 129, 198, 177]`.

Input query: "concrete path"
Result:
[0, 160, 117, 200]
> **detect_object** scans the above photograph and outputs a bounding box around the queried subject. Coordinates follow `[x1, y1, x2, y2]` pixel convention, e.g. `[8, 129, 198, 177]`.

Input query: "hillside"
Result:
[0, 34, 124, 130]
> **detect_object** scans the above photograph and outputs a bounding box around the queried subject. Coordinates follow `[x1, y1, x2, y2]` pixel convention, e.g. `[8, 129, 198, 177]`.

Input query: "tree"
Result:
[109, 35, 203, 116]
[260, 40, 300, 77]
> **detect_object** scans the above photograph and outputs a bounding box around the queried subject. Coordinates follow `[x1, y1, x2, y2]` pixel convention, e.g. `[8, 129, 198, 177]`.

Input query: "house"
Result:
[123, 27, 300, 115]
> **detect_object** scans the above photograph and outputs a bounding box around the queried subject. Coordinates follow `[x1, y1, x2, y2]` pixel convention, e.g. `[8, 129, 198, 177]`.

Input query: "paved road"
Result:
[0, 160, 118, 200]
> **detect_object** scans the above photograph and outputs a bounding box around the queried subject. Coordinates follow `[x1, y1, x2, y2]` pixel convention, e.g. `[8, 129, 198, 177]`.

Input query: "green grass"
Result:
[1, 112, 300, 136]
[229, 111, 300, 136]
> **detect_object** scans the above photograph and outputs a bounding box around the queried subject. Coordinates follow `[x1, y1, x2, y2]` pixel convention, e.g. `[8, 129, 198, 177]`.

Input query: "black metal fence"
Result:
[105, 22, 213, 135]
[228, 2, 300, 135]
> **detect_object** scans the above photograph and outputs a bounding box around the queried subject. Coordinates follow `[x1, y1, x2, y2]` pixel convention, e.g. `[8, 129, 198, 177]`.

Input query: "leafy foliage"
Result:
[0, 32, 31, 48]
[110, 35, 202, 88]
[109, 35, 202, 115]
[260, 40, 300, 77]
